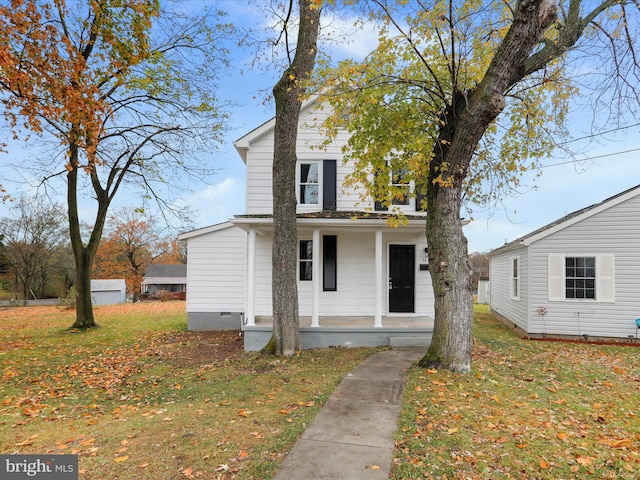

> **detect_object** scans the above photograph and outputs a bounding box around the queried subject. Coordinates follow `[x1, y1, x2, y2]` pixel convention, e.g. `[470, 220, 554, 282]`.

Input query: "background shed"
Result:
[90, 279, 127, 305]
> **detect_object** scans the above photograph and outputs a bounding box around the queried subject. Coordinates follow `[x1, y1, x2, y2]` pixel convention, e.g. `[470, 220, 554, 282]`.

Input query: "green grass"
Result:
[6, 302, 639, 479]
[392, 304, 640, 479]
[1, 303, 378, 479]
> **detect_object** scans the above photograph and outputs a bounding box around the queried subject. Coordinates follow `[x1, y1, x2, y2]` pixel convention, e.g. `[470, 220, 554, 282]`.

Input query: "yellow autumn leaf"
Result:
[576, 455, 593, 466]
[114, 455, 129, 463]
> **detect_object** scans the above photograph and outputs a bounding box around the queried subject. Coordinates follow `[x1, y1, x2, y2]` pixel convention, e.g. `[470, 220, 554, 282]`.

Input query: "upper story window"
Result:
[375, 163, 423, 212]
[299, 162, 319, 206]
[391, 168, 411, 205]
[391, 167, 411, 206]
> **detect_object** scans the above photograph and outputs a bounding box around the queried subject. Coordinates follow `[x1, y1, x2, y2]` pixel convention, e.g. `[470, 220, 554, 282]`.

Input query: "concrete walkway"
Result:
[273, 347, 424, 480]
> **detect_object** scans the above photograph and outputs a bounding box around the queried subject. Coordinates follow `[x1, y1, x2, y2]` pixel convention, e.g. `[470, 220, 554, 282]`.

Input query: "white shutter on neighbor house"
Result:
[548, 254, 564, 301]
[597, 254, 615, 303]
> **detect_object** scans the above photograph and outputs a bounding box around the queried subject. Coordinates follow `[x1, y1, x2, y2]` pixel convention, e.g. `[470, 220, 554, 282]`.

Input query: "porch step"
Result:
[388, 336, 431, 347]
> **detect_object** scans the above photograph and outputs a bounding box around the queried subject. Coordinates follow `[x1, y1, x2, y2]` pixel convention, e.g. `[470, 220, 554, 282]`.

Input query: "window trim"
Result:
[298, 240, 313, 281]
[547, 254, 615, 303]
[297, 160, 321, 209]
[373, 162, 417, 213]
[510, 256, 520, 301]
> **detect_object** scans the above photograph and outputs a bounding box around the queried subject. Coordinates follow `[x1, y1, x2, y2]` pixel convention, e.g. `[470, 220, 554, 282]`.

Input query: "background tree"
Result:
[263, 0, 322, 355]
[317, 0, 640, 371]
[0, 196, 67, 303]
[0, 0, 230, 328]
[469, 252, 490, 291]
[93, 208, 183, 301]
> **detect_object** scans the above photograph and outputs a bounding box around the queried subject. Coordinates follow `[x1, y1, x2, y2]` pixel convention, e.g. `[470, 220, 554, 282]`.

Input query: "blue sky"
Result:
[182, 1, 640, 253]
[2, 1, 639, 254]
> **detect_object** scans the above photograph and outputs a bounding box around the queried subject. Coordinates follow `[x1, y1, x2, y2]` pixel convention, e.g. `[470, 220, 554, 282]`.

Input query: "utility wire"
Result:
[541, 146, 640, 169]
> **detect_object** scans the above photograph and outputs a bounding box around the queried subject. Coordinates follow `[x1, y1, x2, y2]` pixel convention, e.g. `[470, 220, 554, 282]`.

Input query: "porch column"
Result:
[246, 227, 256, 326]
[375, 229, 383, 327]
[311, 228, 320, 327]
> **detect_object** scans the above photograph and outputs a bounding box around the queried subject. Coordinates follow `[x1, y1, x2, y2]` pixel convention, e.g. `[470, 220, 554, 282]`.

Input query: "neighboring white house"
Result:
[90, 279, 127, 305]
[141, 264, 187, 296]
[179, 100, 435, 351]
[488, 185, 640, 340]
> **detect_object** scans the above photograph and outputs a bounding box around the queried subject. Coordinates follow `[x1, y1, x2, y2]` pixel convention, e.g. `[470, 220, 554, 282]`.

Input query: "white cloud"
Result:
[183, 177, 246, 229]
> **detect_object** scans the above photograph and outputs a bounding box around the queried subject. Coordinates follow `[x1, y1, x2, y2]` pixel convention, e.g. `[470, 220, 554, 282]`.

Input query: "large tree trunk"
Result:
[68, 140, 110, 329]
[68, 158, 96, 329]
[420, 0, 558, 372]
[266, 0, 321, 355]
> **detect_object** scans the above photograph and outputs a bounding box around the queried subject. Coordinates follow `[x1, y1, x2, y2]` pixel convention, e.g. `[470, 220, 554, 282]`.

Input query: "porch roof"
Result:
[231, 210, 429, 232]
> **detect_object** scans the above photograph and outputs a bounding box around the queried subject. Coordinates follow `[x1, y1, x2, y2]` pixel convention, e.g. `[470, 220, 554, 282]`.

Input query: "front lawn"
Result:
[0, 302, 377, 479]
[392, 305, 640, 479]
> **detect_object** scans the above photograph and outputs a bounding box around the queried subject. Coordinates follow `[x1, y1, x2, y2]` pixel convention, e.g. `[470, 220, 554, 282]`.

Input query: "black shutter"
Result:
[323, 235, 337, 291]
[323, 160, 336, 210]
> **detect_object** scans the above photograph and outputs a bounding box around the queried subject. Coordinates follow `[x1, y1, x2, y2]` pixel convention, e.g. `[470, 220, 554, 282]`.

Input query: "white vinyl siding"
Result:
[252, 230, 434, 318]
[488, 246, 529, 331]
[184, 224, 247, 313]
[497, 190, 640, 339]
[243, 101, 425, 215]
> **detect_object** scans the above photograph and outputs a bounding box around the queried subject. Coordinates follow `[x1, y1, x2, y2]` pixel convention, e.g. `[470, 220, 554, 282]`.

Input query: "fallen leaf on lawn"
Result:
[216, 464, 229, 471]
[138, 462, 149, 468]
[576, 455, 593, 466]
[540, 459, 548, 469]
[114, 456, 129, 463]
[238, 450, 249, 459]
[182, 467, 193, 476]
[447, 428, 458, 435]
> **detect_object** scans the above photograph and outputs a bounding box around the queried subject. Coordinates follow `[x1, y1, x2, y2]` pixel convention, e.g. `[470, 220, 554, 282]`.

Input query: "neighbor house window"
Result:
[298, 162, 319, 205]
[565, 256, 595, 299]
[299, 240, 313, 281]
[548, 254, 614, 302]
[511, 256, 520, 300]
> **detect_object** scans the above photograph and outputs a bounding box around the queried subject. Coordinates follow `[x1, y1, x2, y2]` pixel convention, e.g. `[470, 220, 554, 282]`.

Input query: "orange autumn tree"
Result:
[0, 0, 230, 328]
[93, 209, 183, 301]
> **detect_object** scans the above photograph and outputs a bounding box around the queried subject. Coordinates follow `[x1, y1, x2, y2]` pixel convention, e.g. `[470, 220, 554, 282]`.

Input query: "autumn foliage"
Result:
[92, 210, 183, 299]
[393, 307, 640, 479]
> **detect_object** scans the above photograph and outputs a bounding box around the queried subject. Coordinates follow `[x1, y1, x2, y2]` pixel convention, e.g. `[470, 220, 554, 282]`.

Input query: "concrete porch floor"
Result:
[243, 315, 434, 351]
[251, 315, 434, 329]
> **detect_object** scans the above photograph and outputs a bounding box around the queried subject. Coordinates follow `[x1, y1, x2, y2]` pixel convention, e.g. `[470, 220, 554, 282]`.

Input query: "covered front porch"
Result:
[242, 315, 434, 351]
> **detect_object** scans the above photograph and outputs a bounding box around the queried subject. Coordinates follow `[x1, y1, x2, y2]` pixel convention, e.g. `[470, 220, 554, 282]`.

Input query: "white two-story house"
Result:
[179, 101, 434, 351]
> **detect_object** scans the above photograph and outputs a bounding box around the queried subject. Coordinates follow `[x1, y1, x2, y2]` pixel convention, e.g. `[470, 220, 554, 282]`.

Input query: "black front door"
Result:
[389, 244, 415, 313]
